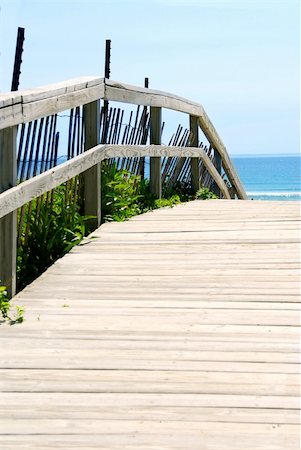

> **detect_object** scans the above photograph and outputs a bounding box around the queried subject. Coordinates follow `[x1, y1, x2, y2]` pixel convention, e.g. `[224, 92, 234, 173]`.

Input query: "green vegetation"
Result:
[0, 285, 24, 324]
[196, 187, 218, 199]
[0, 286, 10, 320]
[101, 163, 186, 222]
[17, 183, 91, 291]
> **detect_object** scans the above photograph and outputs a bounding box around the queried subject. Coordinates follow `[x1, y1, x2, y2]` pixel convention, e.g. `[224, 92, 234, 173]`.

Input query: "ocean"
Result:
[232, 155, 301, 201]
[20, 154, 300, 202]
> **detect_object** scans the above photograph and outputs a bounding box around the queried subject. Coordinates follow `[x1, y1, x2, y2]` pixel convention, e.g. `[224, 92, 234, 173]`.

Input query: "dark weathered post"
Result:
[0, 127, 17, 297]
[11, 27, 25, 92]
[213, 148, 222, 198]
[150, 106, 162, 198]
[189, 115, 200, 192]
[83, 100, 101, 229]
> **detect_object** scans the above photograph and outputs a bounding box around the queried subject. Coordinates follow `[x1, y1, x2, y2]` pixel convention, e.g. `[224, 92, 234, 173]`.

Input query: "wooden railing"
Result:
[0, 77, 247, 296]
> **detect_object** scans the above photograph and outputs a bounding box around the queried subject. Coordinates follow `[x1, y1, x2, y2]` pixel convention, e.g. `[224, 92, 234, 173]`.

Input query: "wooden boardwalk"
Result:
[0, 199, 300, 449]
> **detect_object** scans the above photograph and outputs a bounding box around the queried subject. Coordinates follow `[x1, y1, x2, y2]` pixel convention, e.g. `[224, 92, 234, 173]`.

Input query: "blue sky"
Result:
[0, 0, 299, 155]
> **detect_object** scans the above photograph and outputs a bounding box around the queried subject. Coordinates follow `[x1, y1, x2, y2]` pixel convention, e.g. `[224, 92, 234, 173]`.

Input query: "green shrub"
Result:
[101, 163, 143, 222]
[0, 286, 10, 319]
[101, 163, 186, 222]
[154, 195, 181, 209]
[0, 285, 24, 323]
[17, 184, 90, 290]
[196, 187, 218, 200]
[163, 180, 194, 202]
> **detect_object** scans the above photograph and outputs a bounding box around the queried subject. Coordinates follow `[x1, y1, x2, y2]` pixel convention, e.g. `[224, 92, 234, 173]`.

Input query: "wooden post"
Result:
[150, 106, 161, 198]
[213, 148, 222, 198]
[189, 115, 200, 192]
[0, 126, 17, 298]
[83, 100, 101, 229]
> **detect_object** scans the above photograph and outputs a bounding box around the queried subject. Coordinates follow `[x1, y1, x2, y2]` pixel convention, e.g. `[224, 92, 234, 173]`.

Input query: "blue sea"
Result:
[232, 155, 301, 201]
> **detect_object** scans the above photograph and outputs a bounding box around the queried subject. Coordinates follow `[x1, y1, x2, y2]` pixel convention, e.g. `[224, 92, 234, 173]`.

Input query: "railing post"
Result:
[150, 106, 162, 199]
[0, 126, 17, 298]
[213, 148, 222, 198]
[83, 100, 101, 229]
[189, 115, 200, 192]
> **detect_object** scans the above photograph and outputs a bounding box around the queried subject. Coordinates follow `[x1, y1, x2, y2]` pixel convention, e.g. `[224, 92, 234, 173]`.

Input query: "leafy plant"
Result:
[154, 195, 182, 209]
[163, 180, 194, 202]
[196, 187, 218, 200]
[0, 285, 24, 324]
[101, 163, 187, 222]
[102, 163, 145, 222]
[17, 183, 90, 290]
[0, 286, 10, 319]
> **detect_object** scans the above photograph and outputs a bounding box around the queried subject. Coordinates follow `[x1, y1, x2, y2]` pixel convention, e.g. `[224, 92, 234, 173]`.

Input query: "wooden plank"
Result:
[0, 369, 298, 395]
[104, 79, 204, 115]
[0, 346, 298, 364]
[0, 406, 298, 424]
[0, 424, 298, 450]
[0, 77, 105, 129]
[0, 419, 299, 445]
[198, 112, 247, 199]
[0, 126, 17, 297]
[0, 392, 299, 409]
[0, 336, 298, 351]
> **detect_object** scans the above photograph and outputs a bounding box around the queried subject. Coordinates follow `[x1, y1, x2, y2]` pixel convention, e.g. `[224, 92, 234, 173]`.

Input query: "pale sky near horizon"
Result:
[0, 0, 299, 155]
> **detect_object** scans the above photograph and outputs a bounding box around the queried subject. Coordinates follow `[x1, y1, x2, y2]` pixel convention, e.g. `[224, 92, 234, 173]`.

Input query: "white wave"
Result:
[247, 191, 301, 197]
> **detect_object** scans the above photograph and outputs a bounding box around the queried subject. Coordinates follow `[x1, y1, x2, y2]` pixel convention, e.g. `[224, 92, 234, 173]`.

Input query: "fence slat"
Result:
[190, 115, 200, 192]
[213, 148, 222, 198]
[150, 107, 161, 198]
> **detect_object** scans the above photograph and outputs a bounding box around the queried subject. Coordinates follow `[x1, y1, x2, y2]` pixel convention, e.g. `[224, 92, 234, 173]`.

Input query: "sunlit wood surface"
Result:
[0, 200, 300, 449]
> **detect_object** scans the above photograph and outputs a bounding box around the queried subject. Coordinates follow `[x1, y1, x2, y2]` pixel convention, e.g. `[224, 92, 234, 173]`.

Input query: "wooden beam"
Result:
[105, 79, 204, 116]
[189, 116, 200, 192]
[198, 112, 247, 199]
[0, 78, 105, 130]
[150, 107, 162, 199]
[0, 77, 247, 199]
[83, 100, 101, 229]
[0, 126, 17, 298]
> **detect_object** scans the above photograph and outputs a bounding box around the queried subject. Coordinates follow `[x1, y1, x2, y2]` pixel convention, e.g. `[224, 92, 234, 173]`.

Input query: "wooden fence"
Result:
[0, 77, 247, 297]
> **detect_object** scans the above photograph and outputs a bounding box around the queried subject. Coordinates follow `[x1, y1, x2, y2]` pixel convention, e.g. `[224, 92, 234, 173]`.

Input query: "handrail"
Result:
[0, 77, 246, 199]
[0, 76, 247, 297]
[0, 144, 230, 220]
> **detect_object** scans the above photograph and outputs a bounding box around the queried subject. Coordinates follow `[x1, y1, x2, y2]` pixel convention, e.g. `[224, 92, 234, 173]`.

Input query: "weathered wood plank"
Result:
[0, 77, 105, 129]
[0, 424, 298, 450]
[0, 126, 17, 297]
[104, 79, 204, 115]
[0, 369, 298, 395]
